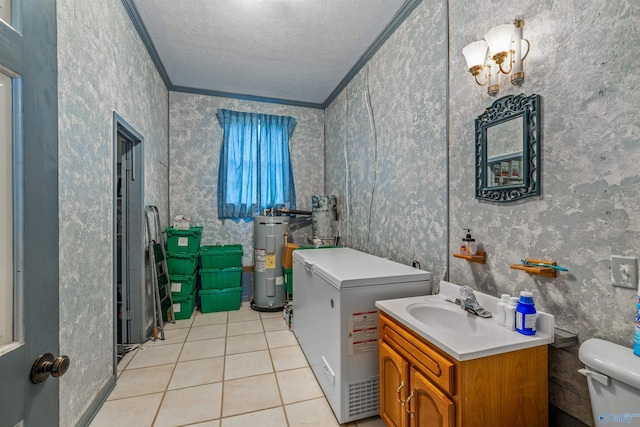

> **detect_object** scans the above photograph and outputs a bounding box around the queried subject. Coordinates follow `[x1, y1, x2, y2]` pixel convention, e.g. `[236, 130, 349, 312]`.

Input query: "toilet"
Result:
[578, 338, 640, 426]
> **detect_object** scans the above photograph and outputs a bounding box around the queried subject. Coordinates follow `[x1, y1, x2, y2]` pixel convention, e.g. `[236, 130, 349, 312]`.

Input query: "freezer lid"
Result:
[292, 247, 431, 288]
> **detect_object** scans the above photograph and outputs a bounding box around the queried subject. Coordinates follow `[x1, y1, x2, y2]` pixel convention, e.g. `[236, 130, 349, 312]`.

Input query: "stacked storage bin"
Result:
[199, 245, 243, 312]
[165, 226, 202, 320]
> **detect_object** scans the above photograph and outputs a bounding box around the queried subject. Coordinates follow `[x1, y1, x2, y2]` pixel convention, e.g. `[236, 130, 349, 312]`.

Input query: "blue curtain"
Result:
[216, 109, 296, 219]
[259, 113, 297, 212]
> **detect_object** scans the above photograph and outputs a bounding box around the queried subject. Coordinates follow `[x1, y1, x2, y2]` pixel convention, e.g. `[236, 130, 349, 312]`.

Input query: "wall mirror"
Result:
[475, 93, 540, 202]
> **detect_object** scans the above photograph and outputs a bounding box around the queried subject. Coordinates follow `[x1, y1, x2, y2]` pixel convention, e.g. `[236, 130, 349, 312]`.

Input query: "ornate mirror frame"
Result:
[475, 93, 541, 202]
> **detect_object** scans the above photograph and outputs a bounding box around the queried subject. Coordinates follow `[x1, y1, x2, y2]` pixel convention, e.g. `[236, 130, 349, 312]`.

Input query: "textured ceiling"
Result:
[132, 0, 414, 107]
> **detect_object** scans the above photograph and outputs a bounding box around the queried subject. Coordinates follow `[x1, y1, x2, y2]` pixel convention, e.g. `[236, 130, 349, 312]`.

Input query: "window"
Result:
[216, 109, 297, 219]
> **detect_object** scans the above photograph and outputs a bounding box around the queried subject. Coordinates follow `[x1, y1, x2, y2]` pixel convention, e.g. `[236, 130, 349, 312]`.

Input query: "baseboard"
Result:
[549, 404, 591, 427]
[74, 375, 116, 427]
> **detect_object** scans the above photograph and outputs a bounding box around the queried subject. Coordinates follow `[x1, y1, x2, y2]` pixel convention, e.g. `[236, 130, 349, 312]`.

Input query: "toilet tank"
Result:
[578, 338, 640, 426]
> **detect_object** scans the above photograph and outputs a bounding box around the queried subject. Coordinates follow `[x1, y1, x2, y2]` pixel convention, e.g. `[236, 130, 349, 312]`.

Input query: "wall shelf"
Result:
[453, 250, 486, 264]
[510, 258, 557, 278]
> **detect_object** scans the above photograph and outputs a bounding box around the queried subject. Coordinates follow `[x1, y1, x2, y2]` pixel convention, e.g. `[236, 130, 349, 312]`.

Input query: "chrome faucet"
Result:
[458, 286, 492, 318]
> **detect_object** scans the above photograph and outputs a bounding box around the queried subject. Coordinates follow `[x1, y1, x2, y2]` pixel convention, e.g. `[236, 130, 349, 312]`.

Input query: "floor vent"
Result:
[347, 375, 379, 419]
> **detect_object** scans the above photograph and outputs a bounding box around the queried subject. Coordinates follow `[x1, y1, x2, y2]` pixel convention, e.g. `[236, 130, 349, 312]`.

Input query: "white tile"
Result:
[265, 330, 298, 349]
[226, 320, 263, 337]
[108, 364, 174, 400]
[228, 309, 260, 323]
[163, 316, 195, 330]
[224, 350, 273, 380]
[168, 356, 224, 389]
[225, 333, 268, 355]
[238, 301, 253, 311]
[221, 407, 288, 427]
[193, 311, 228, 327]
[184, 421, 220, 427]
[262, 317, 288, 332]
[187, 323, 227, 341]
[89, 393, 163, 427]
[222, 373, 282, 417]
[179, 337, 226, 362]
[285, 397, 340, 427]
[154, 382, 223, 427]
[144, 327, 189, 346]
[260, 310, 284, 319]
[117, 345, 140, 375]
[355, 416, 387, 427]
[276, 367, 324, 404]
[270, 345, 309, 371]
[126, 343, 182, 369]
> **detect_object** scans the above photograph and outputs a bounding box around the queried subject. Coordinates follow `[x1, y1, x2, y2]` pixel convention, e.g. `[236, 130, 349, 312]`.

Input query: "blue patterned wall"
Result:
[57, 1, 169, 425]
[168, 92, 325, 265]
[326, 0, 639, 424]
[55, 0, 640, 424]
[448, 1, 639, 423]
[325, 1, 449, 274]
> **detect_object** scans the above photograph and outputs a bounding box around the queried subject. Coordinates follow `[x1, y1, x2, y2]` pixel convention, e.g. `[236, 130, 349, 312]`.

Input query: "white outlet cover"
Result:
[611, 255, 638, 289]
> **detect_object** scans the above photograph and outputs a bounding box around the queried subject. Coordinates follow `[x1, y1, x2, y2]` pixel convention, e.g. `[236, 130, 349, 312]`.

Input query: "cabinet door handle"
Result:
[396, 381, 405, 406]
[405, 390, 415, 417]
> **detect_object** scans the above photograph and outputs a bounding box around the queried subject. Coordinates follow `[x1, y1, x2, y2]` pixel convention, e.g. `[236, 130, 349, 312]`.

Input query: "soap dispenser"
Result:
[462, 229, 477, 256]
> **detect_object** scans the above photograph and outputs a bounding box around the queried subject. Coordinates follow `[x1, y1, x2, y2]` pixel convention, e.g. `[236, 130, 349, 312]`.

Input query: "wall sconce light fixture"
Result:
[462, 20, 530, 97]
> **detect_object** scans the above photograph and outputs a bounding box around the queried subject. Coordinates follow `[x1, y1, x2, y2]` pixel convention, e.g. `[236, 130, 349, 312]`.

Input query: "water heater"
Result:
[252, 216, 289, 311]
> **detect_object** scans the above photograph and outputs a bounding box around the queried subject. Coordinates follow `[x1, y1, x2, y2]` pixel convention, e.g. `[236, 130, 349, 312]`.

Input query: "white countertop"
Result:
[375, 280, 554, 361]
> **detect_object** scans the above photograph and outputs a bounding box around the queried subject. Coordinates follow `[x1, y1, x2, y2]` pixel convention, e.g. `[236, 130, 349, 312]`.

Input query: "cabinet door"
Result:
[408, 368, 455, 427]
[380, 341, 409, 427]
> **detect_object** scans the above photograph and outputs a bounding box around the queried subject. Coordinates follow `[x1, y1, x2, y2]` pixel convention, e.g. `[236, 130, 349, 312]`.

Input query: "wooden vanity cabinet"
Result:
[379, 311, 548, 427]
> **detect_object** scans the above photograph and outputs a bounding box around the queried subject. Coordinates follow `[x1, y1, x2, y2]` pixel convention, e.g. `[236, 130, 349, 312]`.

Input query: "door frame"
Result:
[113, 112, 145, 352]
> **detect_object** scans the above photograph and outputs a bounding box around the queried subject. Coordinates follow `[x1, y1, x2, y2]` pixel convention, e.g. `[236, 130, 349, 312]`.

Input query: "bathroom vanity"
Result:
[376, 281, 554, 427]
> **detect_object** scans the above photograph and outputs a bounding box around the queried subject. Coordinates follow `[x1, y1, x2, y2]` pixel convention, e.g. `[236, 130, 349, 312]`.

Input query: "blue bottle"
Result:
[634, 296, 640, 357]
[515, 291, 537, 335]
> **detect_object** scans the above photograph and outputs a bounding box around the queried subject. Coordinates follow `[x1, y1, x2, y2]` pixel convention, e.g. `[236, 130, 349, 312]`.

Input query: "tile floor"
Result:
[90, 302, 387, 427]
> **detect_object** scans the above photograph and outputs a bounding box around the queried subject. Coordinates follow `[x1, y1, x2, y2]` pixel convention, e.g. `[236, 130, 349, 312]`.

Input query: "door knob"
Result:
[30, 353, 71, 384]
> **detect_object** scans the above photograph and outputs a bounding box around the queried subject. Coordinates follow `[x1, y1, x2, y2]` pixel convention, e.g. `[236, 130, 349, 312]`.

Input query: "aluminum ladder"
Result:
[145, 205, 175, 340]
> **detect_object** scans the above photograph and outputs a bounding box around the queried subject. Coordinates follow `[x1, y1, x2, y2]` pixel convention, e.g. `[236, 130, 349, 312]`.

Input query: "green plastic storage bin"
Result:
[169, 271, 197, 297]
[200, 287, 242, 313]
[200, 267, 242, 290]
[283, 267, 293, 295]
[166, 252, 199, 275]
[164, 290, 196, 321]
[200, 245, 243, 269]
[165, 226, 203, 254]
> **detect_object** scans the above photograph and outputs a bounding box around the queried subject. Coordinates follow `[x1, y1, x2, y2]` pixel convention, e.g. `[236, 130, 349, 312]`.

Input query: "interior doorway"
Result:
[113, 113, 144, 354]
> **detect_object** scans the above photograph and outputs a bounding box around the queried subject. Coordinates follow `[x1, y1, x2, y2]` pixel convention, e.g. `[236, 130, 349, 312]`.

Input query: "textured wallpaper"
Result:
[326, 0, 639, 424]
[169, 92, 324, 265]
[57, 1, 169, 425]
[54, 0, 640, 425]
[325, 0, 449, 281]
[448, 1, 639, 423]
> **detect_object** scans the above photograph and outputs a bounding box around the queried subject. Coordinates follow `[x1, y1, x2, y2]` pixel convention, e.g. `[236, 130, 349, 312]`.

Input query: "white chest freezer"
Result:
[292, 247, 432, 423]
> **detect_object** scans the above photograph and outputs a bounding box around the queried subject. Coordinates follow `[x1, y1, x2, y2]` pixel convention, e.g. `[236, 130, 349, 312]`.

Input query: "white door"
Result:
[0, 1, 61, 425]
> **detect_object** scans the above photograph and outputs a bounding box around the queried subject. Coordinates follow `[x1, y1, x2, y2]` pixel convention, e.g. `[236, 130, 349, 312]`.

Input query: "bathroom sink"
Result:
[406, 302, 493, 336]
[375, 280, 555, 361]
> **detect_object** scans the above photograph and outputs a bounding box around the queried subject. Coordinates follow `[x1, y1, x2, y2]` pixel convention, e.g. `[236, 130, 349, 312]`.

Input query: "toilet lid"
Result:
[579, 338, 640, 390]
